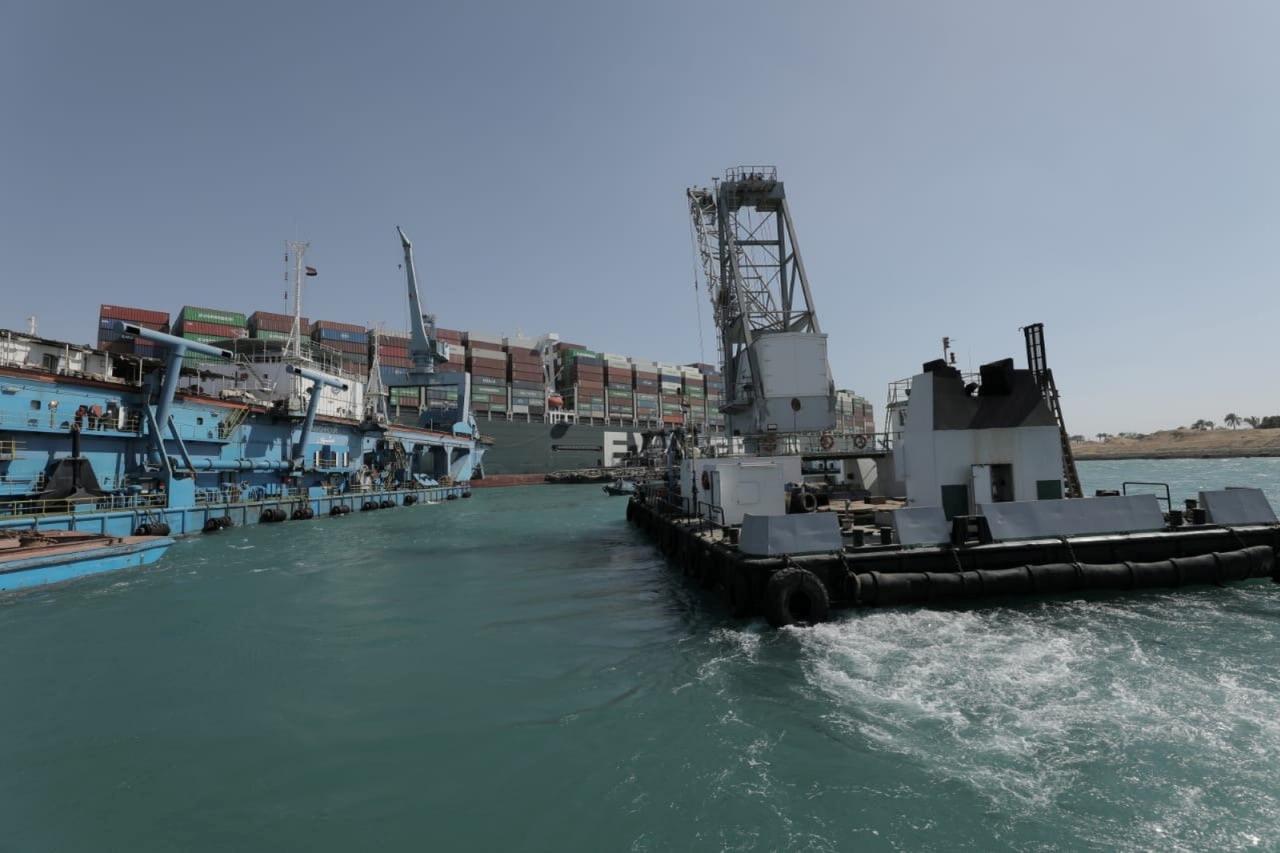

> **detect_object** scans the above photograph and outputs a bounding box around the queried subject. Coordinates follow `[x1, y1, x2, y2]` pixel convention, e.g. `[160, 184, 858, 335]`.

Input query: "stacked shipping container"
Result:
[248, 310, 309, 342]
[507, 340, 544, 416]
[175, 306, 247, 366]
[87, 304, 855, 431]
[311, 320, 369, 376]
[97, 305, 170, 359]
[465, 332, 507, 415]
[835, 390, 875, 434]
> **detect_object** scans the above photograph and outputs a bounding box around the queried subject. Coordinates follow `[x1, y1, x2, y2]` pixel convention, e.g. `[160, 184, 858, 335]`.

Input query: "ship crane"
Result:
[395, 226, 476, 439]
[687, 167, 835, 442]
[397, 226, 449, 376]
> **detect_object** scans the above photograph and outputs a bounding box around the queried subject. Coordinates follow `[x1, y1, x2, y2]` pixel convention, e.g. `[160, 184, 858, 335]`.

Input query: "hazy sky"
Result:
[3, 1, 1277, 435]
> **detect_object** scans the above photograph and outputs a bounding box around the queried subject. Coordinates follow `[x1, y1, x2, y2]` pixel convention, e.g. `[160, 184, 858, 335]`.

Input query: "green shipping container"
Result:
[180, 306, 247, 327]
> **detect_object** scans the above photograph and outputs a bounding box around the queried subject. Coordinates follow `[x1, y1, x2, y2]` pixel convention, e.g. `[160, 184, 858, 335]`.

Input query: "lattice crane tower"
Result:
[687, 167, 835, 439]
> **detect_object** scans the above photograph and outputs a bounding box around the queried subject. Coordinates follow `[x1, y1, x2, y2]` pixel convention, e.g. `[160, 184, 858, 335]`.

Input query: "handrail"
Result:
[705, 430, 893, 458]
[1122, 481, 1173, 510]
[0, 490, 168, 519]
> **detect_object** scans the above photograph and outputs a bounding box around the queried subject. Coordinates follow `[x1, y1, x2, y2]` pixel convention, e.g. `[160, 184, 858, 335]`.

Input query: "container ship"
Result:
[104, 314, 875, 479]
[0, 230, 479, 590]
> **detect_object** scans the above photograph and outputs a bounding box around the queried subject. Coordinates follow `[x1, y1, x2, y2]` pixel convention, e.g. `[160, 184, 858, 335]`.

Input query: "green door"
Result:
[1036, 479, 1064, 500]
[941, 484, 970, 520]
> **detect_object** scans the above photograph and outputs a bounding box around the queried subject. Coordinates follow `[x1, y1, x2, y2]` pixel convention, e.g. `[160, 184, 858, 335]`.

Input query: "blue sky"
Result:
[3, 1, 1277, 435]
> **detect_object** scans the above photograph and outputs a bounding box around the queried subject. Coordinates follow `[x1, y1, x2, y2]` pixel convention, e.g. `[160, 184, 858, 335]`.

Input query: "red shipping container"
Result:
[313, 319, 366, 334]
[249, 311, 309, 334]
[100, 304, 170, 326]
[178, 321, 247, 339]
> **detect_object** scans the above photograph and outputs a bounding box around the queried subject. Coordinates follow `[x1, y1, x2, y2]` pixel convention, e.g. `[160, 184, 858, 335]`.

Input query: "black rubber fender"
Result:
[217, 515, 234, 529]
[380, 499, 395, 509]
[330, 506, 344, 517]
[461, 492, 472, 499]
[403, 494, 417, 506]
[292, 509, 307, 520]
[790, 492, 818, 514]
[764, 567, 831, 627]
[446, 494, 459, 501]
[725, 568, 756, 619]
[151, 522, 170, 536]
[361, 501, 375, 512]
[134, 523, 152, 536]
[202, 518, 221, 533]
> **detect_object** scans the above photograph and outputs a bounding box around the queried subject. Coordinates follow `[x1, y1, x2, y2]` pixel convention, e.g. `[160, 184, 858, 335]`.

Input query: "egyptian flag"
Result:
[306, 266, 318, 276]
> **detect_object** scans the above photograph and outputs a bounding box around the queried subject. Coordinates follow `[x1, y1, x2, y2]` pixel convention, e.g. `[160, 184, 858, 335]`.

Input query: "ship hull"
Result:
[0, 536, 173, 592]
[477, 419, 651, 476]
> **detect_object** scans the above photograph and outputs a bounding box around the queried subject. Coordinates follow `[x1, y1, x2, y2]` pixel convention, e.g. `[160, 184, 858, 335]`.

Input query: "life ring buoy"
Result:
[853, 434, 868, 450]
[700, 470, 712, 491]
[819, 433, 834, 450]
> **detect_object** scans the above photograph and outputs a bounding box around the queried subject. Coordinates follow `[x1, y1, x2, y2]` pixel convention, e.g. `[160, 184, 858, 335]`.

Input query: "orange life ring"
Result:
[853, 434, 868, 449]
[700, 470, 711, 491]
[819, 433, 834, 450]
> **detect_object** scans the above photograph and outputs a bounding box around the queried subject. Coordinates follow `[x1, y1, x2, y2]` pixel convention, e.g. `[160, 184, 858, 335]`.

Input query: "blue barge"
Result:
[0, 531, 174, 592]
[0, 229, 481, 589]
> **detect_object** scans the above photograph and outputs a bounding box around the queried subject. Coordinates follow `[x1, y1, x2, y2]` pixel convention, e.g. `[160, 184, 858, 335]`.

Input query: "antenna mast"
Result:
[286, 240, 309, 359]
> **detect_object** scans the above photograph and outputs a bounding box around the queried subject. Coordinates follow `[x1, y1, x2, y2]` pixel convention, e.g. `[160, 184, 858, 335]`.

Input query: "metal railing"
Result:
[0, 490, 168, 519]
[711, 430, 892, 458]
[195, 484, 312, 505]
[1122, 481, 1173, 510]
[0, 409, 141, 434]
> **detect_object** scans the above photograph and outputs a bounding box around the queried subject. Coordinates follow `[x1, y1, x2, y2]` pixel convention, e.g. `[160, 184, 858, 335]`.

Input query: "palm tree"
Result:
[1245, 416, 1261, 428]
[1225, 413, 1240, 430]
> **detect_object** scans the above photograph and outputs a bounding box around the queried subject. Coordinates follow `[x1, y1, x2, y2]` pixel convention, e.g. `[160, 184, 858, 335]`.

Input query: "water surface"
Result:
[1, 461, 1278, 850]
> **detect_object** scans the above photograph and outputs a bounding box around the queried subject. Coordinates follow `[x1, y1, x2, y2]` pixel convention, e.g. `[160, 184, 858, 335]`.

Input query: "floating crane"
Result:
[687, 167, 835, 442]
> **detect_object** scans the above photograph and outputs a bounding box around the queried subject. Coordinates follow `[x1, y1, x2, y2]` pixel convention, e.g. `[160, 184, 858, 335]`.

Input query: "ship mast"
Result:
[286, 240, 309, 359]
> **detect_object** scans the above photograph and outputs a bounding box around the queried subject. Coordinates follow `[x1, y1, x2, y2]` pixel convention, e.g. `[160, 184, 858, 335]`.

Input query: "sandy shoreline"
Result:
[1073, 429, 1280, 461]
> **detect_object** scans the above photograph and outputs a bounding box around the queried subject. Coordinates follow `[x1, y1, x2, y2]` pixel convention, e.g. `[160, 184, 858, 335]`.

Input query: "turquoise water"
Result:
[2, 460, 1279, 850]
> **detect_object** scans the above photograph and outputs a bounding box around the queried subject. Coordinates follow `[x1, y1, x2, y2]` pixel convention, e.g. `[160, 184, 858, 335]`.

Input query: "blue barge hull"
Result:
[0, 483, 469, 539]
[0, 535, 174, 592]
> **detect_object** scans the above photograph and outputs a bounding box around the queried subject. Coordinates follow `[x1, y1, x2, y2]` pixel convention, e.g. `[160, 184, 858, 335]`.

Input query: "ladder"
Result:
[218, 405, 250, 440]
[1023, 323, 1082, 498]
